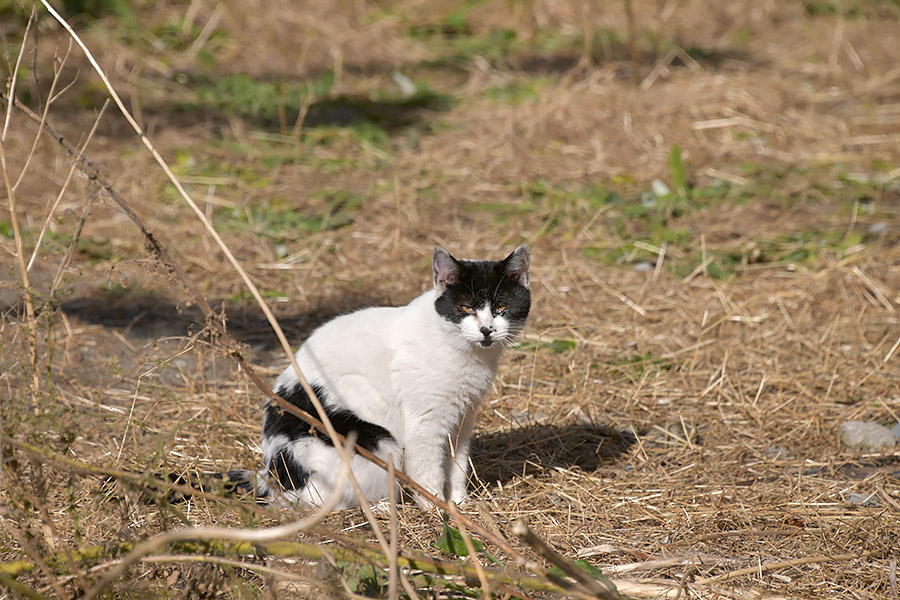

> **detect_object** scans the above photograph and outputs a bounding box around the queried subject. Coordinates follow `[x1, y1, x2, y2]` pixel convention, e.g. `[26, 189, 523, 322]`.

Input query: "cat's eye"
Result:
[460, 305, 475, 314]
[494, 304, 507, 313]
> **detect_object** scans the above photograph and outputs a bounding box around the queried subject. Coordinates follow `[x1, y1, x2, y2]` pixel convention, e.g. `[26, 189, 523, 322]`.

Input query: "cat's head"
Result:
[432, 245, 531, 349]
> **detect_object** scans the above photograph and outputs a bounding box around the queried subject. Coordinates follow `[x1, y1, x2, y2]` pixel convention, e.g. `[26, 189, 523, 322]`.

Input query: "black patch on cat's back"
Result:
[435, 259, 531, 324]
[265, 382, 394, 452]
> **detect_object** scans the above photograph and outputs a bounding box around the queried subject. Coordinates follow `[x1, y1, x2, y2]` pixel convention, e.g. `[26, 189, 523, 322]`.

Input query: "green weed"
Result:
[177, 72, 452, 135]
[61, 0, 136, 26]
[605, 353, 676, 377]
[485, 76, 549, 105]
[185, 72, 333, 127]
[342, 563, 386, 596]
[435, 514, 484, 557]
[225, 289, 286, 304]
[512, 338, 576, 354]
[224, 191, 363, 241]
[804, 0, 900, 19]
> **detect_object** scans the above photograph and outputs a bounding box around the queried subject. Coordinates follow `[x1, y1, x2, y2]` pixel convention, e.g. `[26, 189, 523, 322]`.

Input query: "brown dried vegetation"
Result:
[2, 0, 899, 598]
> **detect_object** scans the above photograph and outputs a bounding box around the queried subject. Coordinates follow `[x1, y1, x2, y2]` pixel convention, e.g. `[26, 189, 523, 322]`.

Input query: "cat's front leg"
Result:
[400, 424, 449, 507]
[446, 404, 478, 504]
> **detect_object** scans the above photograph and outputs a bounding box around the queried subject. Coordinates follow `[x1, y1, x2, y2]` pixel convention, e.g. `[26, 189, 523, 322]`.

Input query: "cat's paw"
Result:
[449, 491, 470, 506]
[369, 499, 395, 514]
[410, 491, 444, 513]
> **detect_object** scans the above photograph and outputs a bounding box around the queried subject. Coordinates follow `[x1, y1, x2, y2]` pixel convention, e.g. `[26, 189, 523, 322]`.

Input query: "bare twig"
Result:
[448, 501, 491, 599]
[33, 2, 416, 561]
[13, 37, 72, 193]
[0, 73, 39, 401]
[82, 433, 356, 600]
[1, 6, 34, 140]
[696, 553, 862, 585]
[890, 558, 897, 600]
[0, 528, 590, 598]
[29, 98, 107, 274]
[387, 456, 399, 600]
[513, 520, 620, 600]
[1, 436, 273, 518]
[0, 573, 53, 600]
[623, 0, 640, 86]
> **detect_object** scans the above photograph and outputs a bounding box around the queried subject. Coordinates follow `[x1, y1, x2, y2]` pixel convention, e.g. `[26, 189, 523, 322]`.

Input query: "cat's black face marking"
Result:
[266, 382, 394, 452]
[433, 246, 531, 326]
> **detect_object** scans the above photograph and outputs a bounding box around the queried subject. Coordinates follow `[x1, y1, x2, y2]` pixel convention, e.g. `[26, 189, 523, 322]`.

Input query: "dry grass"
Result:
[2, 0, 900, 598]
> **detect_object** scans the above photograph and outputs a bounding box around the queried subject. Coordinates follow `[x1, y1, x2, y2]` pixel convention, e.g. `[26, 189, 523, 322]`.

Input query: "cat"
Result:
[232, 245, 531, 509]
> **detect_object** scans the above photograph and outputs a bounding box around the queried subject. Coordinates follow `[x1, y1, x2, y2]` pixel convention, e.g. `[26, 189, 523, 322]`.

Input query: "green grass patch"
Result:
[176, 72, 453, 135]
[485, 75, 550, 105]
[604, 353, 676, 377]
[221, 191, 363, 242]
[226, 288, 287, 304]
[513, 338, 577, 354]
[803, 0, 900, 19]
[581, 158, 895, 277]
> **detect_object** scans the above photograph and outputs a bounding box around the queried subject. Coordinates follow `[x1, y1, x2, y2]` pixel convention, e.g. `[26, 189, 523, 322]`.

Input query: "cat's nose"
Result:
[480, 326, 494, 338]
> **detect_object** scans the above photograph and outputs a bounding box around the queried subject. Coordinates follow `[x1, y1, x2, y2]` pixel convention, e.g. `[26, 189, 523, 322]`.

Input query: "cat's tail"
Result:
[223, 469, 273, 502]
[104, 469, 273, 505]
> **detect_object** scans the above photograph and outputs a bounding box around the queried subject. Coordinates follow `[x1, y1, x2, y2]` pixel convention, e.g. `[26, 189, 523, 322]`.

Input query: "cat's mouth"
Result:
[478, 339, 495, 348]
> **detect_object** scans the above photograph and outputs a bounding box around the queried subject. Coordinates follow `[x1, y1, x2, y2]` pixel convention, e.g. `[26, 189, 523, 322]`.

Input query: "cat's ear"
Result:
[433, 248, 461, 292]
[503, 244, 530, 288]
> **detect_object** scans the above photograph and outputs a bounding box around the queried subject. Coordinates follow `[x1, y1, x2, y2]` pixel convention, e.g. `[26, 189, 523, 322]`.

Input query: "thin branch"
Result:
[2, 6, 34, 140]
[387, 456, 399, 600]
[0, 518, 68, 599]
[448, 501, 491, 598]
[0, 80, 39, 402]
[13, 37, 72, 193]
[513, 520, 620, 600]
[0, 532, 613, 599]
[1, 436, 273, 518]
[695, 553, 861, 585]
[31, 99, 108, 274]
[0, 572, 53, 600]
[82, 434, 356, 600]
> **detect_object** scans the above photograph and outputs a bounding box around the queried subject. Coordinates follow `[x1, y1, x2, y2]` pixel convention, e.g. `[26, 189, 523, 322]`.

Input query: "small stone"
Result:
[839, 421, 896, 451]
[845, 492, 880, 507]
[866, 222, 888, 236]
[633, 261, 654, 272]
[665, 420, 700, 445]
[892, 422, 900, 441]
[764, 445, 792, 460]
[509, 409, 550, 426]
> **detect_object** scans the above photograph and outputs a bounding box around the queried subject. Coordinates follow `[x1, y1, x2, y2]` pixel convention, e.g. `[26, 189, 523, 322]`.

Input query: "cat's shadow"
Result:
[471, 421, 634, 486]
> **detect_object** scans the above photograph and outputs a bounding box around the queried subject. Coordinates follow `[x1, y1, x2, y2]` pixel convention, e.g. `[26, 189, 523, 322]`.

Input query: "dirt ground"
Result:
[2, 0, 900, 598]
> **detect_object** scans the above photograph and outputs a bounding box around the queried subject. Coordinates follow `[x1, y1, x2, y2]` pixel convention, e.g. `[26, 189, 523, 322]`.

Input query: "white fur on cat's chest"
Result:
[284, 290, 500, 439]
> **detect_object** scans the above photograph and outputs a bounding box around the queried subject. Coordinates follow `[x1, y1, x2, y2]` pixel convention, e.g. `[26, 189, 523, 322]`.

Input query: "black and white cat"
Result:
[238, 245, 530, 509]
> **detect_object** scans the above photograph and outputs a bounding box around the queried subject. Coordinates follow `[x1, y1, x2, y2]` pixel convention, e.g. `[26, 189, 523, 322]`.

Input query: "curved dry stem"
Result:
[0, 572, 53, 600]
[13, 37, 72, 193]
[1, 7, 34, 141]
[139, 554, 330, 588]
[82, 434, 356, 600]
[34, 100, 108, 277]
[0, 87, 38, 399]
[448, 501, 491, 598]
